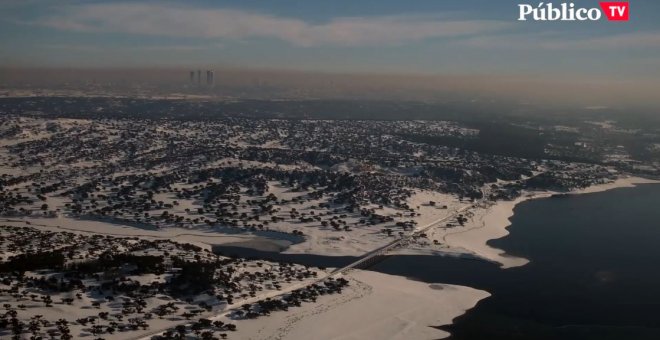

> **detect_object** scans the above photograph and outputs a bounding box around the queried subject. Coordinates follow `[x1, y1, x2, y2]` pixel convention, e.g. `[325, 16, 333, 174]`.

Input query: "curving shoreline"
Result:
[442, 176, 660, 268]
[3, 177, 657, 339]
[225, 270, 490, 340]
[218, 177, 660, 340]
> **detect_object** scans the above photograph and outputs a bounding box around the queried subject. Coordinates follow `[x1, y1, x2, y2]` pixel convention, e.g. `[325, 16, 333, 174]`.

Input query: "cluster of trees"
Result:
[0, 311, 73, 340]
[0, 225, 334, 339]
[71, 253, 166, 275]
[0, 251, 65, 273]
[234, 277, 349, 320]
[155, 318, 235, 340]
[58, 163, 430, 240]
[524, 171, 608, 192]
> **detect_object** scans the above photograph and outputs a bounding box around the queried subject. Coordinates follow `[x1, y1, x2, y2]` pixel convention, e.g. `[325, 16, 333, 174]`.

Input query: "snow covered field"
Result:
[226, 270, 489, 340]
[2, 115, 656, 339]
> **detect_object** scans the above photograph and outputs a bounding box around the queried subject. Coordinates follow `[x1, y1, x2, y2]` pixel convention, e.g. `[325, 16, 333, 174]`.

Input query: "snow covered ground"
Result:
[3, 115, 658, 339]
[221, 270, 489, 340]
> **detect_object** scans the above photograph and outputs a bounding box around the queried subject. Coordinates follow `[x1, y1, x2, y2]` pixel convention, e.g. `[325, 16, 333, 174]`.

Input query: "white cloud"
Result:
[35, 3, 511, 47]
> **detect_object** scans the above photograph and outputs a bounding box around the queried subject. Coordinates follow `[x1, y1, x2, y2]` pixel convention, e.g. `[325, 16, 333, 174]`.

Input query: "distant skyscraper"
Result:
[189, 71, 195, 84]
[197, 70, 201, 86]
[206, 70, 214, 88]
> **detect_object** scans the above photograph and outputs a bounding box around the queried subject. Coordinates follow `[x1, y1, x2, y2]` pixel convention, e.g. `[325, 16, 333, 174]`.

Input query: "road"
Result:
[133, 194, 487, 339]
[328, 200, 478, 274]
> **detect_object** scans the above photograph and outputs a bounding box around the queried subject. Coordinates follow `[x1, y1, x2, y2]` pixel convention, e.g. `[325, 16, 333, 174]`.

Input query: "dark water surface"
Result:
[216, 184, 660, 340]
[441, 183, 660, 340]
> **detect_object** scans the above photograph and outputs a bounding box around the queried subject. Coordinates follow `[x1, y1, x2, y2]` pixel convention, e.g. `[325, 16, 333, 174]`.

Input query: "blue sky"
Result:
[1, 0, 659, 79]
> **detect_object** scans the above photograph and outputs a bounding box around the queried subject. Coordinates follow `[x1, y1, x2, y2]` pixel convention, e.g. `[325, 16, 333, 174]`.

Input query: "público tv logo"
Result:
[518, 2, 629, 21]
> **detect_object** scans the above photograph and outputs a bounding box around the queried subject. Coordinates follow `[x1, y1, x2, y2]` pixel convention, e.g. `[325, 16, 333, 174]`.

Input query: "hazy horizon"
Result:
[2, 66, 659, 111]
[1, 0, 659, 109]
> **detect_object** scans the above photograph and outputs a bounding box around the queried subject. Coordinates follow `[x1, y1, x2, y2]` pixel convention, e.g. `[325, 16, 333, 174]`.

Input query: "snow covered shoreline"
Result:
[440, 176, 660, 268]
[231, 176, 659, 340]
[224, 270, 490, 340]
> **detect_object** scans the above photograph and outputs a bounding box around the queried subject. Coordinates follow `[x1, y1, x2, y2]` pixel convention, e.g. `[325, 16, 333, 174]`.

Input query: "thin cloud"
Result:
[541, 32, 660, 49]
[34, 3, 512, 47]
[462, 31, 660, 50]
[42, 43, 223, 52]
